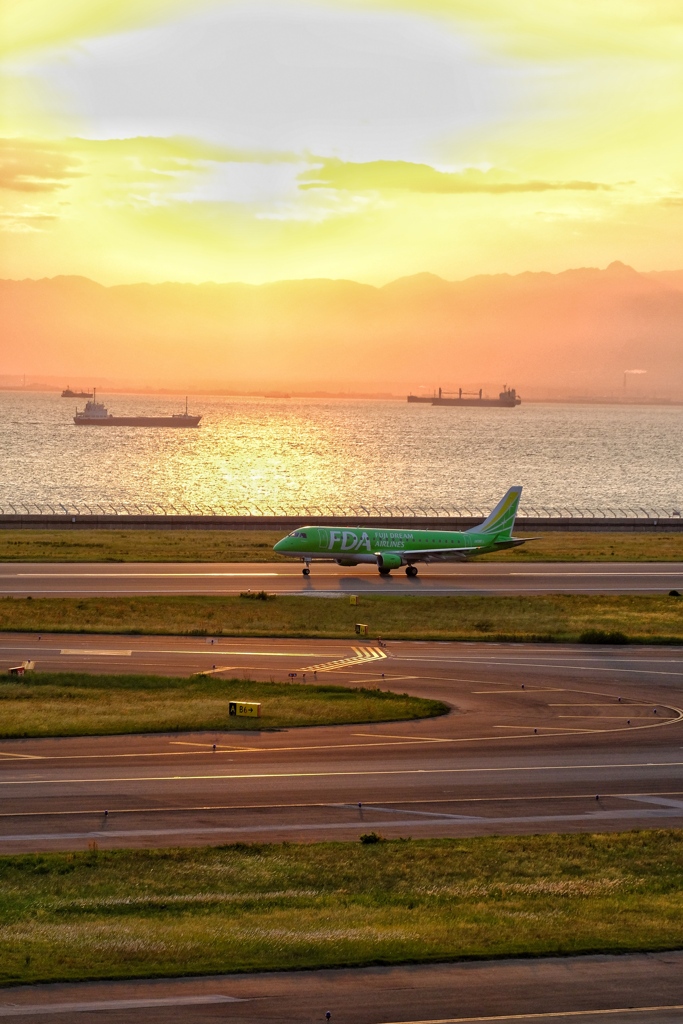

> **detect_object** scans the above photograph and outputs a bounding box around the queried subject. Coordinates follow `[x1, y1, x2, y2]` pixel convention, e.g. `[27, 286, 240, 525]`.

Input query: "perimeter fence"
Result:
[0, 501, 680, 519]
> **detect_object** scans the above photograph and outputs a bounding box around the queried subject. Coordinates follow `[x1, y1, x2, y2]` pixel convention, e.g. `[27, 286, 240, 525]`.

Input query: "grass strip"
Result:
[1, 832, 682, 985]
[0, 529, 682, 563]
[0, 594, 681, 643]
[0, 672, 445, 738]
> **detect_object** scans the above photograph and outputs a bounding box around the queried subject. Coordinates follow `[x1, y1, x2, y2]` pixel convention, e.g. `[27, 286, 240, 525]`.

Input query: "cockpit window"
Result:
[290, 531, 308, 539]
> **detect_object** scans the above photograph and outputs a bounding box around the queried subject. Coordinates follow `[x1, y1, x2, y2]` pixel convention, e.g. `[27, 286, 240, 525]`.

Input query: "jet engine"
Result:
[375, 552, 402, 571]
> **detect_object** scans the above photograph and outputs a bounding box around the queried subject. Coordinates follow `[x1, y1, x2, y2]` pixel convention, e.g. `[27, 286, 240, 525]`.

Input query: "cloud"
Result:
[0, 209, 58, 231]
[0, 135, 292, 200]
[298, 158, 612, 195]
[331, 1, 683, 60]
[0, 139, 83, 192]
[0, 0, 218, 59]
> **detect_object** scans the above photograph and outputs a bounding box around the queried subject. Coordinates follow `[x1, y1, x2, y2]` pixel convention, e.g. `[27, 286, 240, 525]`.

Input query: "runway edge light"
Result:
[228, 701, 261, 718]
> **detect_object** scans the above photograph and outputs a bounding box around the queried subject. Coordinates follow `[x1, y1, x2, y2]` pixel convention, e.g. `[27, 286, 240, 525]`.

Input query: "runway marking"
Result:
[170, 741, 240, 748]
[559, 716, 653, 720]
[301, 645, 387, 672]
[492, 726, 602, 732]
[60, 649, 132, 656]
[473, 689, 565, 693]
[624, 795, 683, 810]
[0, 995, 245, 1016]
[3, 806, 683, 843]
[196, 665, 240, 676]
[0, 752, 40, 759]
[10, 572, 278, 578]
[4, 791, 683, 819]
[3, 760, 682, 787]
[351, 674, 418, 683]
[169, 741, 260, 751]
[353, 732, 452, 743]
[512, 571, 683, 576]
[0, 644, 344, 657]
[397, 656, 683, 677]
[380, 1004, 683, 1022]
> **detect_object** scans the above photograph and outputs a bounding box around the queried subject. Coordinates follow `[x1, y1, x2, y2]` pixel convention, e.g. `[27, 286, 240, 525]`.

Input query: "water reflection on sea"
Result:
[0, 391, 681, 513]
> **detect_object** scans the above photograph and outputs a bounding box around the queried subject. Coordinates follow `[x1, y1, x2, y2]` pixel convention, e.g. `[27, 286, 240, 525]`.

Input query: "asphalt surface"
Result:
[1, 952, 682, 1022]
[1, 561, 682, 595]
[1, 635, 682, 852]
[2, 636, 683, 1021]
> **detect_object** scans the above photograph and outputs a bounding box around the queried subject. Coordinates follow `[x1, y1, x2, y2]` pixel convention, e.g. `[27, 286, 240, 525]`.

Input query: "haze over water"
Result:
[1, 392, 681, 515]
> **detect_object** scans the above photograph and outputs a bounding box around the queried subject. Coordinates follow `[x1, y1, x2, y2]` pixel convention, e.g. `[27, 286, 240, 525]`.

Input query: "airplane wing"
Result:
[402, 537, 543, 560]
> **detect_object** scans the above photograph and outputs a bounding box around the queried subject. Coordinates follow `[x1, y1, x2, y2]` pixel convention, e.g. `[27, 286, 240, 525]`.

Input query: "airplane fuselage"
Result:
[274, 526, 516, 565]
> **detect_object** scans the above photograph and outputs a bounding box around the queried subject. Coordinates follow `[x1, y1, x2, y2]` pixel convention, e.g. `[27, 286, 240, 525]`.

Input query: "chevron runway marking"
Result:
[300, 645, 388, 672]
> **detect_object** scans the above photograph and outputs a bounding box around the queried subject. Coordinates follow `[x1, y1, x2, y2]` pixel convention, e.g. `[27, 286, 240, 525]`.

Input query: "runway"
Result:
[1, 952, 682, 1022]
[1, 634, 682, 852]
[1, 561, 682, 596]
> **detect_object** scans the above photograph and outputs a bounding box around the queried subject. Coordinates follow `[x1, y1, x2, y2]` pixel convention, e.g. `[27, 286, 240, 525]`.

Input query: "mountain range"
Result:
[2, 262, 683, 396]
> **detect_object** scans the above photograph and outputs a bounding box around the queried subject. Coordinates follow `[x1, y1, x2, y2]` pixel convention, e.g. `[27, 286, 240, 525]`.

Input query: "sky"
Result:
[2, 0, 683, 285]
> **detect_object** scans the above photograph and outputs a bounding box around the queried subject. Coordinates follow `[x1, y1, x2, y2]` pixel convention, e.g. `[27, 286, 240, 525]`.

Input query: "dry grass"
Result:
[0, 529, 681, 563]
[0, 672, 445, 738]
[1, 832, 681, 984]
[0, 593, 681, 642]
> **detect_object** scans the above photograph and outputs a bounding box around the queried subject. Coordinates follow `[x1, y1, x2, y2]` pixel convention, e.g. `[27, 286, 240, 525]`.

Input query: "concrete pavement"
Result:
[1, 636, 681, 851]
[1, 561, 682, 596]
[0, 952, 682, 1022]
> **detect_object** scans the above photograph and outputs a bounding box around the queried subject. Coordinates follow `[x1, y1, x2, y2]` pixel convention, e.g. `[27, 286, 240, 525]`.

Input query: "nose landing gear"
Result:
[405, 565, 418, 577]
[302, 566, 310, 576]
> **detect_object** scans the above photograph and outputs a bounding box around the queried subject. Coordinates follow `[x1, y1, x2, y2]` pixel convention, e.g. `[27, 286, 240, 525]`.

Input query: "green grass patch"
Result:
[1, 832, 682, 985]
[480, 530, 683, 563]
[0, 529, 288, 563]
[0, 672, 445, 738]
[0, 594, 681, 643]
[0, 529, 681, 563]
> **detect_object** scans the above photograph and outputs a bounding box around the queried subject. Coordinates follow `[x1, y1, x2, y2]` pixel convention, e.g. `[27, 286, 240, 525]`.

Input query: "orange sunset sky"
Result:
[2, 1, 683, 390]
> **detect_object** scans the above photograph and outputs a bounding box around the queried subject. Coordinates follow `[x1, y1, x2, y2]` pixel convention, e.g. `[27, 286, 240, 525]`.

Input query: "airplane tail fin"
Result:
[466, 486, 522, 540]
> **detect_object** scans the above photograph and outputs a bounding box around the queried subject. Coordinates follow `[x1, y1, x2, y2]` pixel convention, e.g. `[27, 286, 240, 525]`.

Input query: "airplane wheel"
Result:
[302, 567, 310, 576]
[378, 568, 391, 576]
[406, 565, 418, 577]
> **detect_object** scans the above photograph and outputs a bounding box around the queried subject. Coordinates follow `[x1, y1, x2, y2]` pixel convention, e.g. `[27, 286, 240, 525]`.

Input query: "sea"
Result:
[1, 391, 681, 517]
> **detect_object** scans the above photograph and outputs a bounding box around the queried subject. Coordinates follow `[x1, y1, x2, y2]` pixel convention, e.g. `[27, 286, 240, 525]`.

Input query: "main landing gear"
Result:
[302, 567, 310, 576]
[405, 565, 418, 577]
[378, 567, 391, 576]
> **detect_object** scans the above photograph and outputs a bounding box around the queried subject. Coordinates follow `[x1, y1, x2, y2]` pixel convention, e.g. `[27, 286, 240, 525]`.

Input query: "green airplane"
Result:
[273, 486, 531, 576]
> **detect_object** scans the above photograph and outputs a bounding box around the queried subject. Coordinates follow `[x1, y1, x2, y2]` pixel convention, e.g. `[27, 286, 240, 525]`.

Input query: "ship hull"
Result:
[74, 416, 201, 427]
[431, 397, 520, 408]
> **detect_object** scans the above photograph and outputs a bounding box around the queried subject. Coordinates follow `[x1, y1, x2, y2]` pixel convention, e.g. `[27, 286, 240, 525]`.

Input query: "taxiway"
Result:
[1, 634, 681, 852]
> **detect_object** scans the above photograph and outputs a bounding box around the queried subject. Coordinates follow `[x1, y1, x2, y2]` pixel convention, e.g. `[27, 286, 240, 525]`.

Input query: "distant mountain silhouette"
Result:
[2, 265, 682, 395]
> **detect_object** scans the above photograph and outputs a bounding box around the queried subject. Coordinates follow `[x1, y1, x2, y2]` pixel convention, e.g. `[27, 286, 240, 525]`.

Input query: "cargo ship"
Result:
[61, 387, 93, 398]
[408, 386, 521, 408]
[74, 392, 202, 427]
